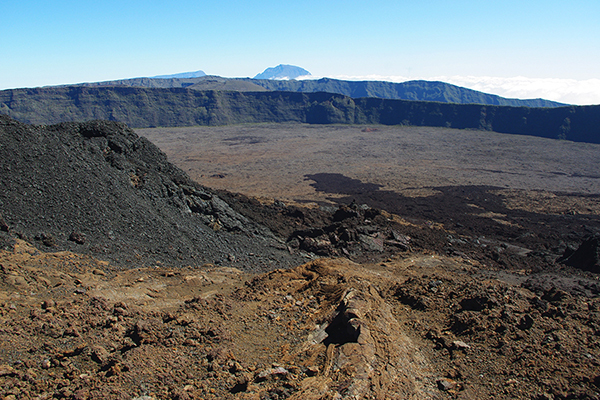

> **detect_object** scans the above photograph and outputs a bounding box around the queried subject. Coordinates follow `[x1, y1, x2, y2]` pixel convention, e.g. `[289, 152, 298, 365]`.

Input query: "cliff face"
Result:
[1, 86, 599, 143]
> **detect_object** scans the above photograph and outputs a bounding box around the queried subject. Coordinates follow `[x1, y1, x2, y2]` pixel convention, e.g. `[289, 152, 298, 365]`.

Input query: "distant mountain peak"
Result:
[151, 70, 206, 79]
[253, 64, 311, 80]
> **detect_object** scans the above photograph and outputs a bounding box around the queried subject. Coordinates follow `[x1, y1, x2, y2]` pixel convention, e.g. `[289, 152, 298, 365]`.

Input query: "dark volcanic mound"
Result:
[560, 234, 600, 273]
[0, 115, 306, 271]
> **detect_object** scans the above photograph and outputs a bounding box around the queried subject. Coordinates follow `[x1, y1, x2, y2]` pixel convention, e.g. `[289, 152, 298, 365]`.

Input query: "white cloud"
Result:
[277, 74, 313, 81]
[433, 76, 600, 106]
[322, 74, 600, 106]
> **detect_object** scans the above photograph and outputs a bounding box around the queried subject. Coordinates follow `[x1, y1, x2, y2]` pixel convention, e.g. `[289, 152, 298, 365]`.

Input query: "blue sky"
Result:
[2, 0, 599, 104]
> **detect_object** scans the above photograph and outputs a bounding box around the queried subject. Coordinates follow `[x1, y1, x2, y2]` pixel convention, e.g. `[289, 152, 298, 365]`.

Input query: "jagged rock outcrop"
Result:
[559, 234, 600, 273]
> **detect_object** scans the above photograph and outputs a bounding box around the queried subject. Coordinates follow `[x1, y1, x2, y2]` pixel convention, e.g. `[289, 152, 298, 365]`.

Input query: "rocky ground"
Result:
[2, 118, 600, 399]
[2, 238, 600, 399]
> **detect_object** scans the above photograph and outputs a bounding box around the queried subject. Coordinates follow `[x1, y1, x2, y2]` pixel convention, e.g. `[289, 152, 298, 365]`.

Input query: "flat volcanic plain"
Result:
[136, 123, 600, 214]
[137, 123, 600, 199]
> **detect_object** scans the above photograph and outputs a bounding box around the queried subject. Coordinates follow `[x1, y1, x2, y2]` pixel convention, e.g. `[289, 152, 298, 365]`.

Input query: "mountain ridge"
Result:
[150, 70, 206, 79]
[51, 74, 565, 108]
[243, 77, 565, 108]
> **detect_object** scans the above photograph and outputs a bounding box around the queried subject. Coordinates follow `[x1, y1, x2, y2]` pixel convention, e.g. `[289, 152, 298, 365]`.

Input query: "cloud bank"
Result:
[320, 75, 600, 106]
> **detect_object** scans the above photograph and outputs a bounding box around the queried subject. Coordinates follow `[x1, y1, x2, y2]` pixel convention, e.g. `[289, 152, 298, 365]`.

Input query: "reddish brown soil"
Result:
[2, 241, 600, 399]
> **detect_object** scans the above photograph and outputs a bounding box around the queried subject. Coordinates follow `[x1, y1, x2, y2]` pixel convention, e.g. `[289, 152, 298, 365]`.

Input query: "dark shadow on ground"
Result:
[304, 173, 600, 256]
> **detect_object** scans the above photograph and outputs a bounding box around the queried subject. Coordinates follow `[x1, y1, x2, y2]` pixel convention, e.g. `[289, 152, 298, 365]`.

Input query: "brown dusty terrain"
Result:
[0, 242, 600, 399]
[135, 123, 600, 204]
[3, 240, 600, 399]
[2, 123, 600, 399]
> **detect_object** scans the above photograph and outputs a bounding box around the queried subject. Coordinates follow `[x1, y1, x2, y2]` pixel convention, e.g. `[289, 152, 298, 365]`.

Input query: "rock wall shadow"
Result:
[304, 173, 600, 255]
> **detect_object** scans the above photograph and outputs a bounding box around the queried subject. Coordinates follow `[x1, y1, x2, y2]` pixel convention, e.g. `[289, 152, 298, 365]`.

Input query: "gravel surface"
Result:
[0, 115, 306, 272]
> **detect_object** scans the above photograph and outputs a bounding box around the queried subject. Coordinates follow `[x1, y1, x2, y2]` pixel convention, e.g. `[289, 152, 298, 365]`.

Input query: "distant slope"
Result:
[1, 86, 597, 143]
[253, 64, 311, 80]
[63, 75, 266, 91]
[63, 76, 208, 89]
[244, 78, 566, 108]
[151, 70, 206, 79]
[187, 76, 267, 91]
